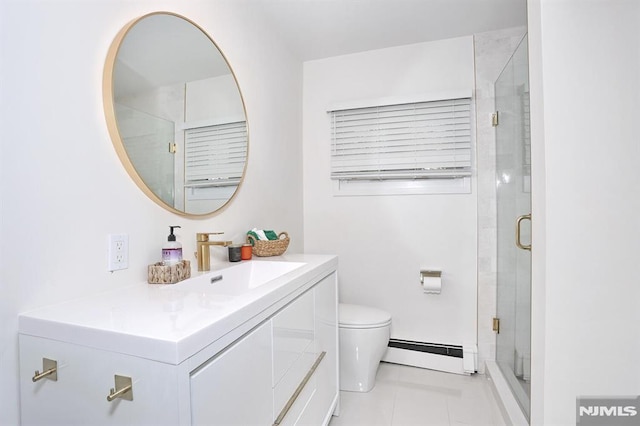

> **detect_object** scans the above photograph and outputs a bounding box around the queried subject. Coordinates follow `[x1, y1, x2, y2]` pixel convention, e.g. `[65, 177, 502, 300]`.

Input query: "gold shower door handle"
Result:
[516, 214, 532, 251]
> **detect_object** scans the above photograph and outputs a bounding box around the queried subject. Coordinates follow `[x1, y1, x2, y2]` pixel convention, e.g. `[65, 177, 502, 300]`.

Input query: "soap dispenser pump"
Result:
[162, 226, 182, 266]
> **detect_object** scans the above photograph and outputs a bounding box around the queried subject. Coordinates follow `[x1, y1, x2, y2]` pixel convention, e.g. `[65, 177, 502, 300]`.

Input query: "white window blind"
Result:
[330, 98, 472, 180]
[184, 121, 247, 187]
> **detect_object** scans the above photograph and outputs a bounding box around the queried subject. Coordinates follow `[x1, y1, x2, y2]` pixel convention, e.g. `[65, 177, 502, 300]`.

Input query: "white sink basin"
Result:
[185, 261, 307, 296]
[18, 254, 337, 365]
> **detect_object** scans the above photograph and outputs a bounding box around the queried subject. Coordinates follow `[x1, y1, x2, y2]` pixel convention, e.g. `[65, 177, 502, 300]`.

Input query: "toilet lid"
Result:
[339, 303, 391, 329]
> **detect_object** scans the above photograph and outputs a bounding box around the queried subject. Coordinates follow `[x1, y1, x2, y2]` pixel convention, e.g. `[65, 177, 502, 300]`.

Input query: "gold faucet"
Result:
[196, 233, 233, 271]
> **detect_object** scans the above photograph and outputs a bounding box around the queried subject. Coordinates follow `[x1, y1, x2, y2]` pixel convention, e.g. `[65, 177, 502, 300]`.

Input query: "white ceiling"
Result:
[114, 1, 527, 97]
[246, 0, 527, 61]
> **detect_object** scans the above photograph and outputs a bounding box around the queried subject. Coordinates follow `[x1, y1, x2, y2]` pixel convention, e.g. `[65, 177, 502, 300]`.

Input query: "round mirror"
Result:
[103, 12, 248, 217]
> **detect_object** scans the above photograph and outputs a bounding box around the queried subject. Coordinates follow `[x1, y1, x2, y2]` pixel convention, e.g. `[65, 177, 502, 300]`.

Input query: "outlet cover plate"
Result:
[108, 234, 129, 272]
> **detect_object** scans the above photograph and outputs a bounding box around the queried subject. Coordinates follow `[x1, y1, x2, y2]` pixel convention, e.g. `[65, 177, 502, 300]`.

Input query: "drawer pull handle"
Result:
[107, 375, 133, 402]
[32, 358, 58, 382]
[273, 351, 326, 426]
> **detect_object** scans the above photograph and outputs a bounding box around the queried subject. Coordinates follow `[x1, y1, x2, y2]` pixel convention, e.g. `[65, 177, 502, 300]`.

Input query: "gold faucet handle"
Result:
[196, 232, 224, 242]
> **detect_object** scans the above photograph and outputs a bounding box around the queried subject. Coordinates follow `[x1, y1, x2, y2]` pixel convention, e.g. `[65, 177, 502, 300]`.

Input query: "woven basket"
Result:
[148, 260, 191, 284]
[247, 231, 290, 257]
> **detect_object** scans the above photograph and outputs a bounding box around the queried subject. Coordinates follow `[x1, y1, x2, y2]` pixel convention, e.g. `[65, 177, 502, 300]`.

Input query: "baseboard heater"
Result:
[384, 339, 476, 375]
[388, 339, 463, 358]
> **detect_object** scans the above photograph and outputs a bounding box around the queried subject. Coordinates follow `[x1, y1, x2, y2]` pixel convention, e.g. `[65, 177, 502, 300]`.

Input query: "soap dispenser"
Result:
[162, 226, 182, 266]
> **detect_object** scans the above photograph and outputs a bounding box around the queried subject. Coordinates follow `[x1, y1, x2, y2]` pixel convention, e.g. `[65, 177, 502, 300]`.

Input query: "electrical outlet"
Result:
[108, 234, 129, 272]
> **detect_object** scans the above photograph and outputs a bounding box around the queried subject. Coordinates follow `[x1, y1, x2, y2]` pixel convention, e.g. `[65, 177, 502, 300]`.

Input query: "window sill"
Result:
[332, 177, 471, 196]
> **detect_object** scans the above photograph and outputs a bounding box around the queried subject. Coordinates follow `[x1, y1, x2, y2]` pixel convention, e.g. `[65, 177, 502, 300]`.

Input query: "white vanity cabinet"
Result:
[272, 271, 338, 426]
[190, 321, 273, 425]
[18, 255, 338, 426]
[19, 335, 181, 425]
[304, 270, 339, 424]
[277, 271, 338, 426]
[189, 271, 338, 426]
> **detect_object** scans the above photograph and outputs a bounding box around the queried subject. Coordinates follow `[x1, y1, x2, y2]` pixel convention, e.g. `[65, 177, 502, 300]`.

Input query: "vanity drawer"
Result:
[19, 334, 179, 426]
[309, 272, 339, 422]
[273, 273, 338, 426]
[292, 350, 333, 426]
[190, 321, 273, 426]
[276, 371, 318, 426]
[273, 347, 317, 421]
[272, 290, 315, 387]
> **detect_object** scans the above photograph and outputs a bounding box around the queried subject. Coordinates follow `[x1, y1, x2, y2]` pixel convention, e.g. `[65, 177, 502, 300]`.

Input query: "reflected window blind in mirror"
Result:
[184, 121, 247, 188]
[329, 98, 472, 181]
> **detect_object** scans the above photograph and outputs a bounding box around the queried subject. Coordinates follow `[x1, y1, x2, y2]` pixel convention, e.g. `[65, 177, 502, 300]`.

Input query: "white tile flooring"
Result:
[329, 362, 507, 426]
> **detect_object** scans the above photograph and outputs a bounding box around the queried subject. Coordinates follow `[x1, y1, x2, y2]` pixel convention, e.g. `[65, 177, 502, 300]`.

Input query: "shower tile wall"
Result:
[474, 27, 526, 373]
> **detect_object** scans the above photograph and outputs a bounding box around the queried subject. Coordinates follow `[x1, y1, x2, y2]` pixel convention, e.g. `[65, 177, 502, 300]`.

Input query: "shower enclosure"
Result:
[494, 34, 531, 421]
[114, 103, 176, 207]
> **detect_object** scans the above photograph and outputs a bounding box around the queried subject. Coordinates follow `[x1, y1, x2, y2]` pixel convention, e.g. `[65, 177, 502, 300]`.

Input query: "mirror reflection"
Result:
[105, 12, 248, 216]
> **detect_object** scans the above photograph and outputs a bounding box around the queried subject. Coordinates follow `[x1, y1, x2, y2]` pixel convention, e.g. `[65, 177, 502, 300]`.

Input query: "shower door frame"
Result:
[494, 33, 532, 421]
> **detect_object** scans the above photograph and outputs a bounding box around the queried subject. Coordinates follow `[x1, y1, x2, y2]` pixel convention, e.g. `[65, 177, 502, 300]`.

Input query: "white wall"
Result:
[529, 0, 640, 424]
[303, 38, 478, 350]
[186, 75, 245, 123]
[0, 1, 303, 424]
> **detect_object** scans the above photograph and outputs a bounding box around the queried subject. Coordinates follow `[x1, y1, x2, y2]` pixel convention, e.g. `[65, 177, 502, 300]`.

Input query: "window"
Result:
[184, 121, 247, 188]
[329, 97, 472, 195]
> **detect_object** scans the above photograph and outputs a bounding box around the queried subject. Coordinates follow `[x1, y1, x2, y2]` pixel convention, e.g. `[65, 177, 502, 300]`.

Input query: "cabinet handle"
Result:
[32, 358, 58, 382]
[107, 375, 133, 402]
[273, 351, 326, 426]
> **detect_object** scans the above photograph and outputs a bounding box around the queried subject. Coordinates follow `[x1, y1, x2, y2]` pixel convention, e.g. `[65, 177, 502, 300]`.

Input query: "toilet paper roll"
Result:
[422, 276, 441, 294]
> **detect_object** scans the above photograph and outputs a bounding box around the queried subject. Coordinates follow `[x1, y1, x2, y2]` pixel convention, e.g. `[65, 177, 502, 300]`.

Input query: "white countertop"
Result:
[18, 254, 337, 365]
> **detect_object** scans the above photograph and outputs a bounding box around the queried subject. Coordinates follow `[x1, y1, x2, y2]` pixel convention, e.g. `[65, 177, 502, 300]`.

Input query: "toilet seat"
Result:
[339, 303, 392, 329]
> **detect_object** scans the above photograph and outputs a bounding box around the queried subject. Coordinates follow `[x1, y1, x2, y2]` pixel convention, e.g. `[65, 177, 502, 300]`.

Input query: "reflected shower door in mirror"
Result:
[104, 12, 248, 217]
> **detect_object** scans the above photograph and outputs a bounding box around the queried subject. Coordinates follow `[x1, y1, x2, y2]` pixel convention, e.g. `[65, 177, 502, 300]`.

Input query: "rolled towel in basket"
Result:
[264, 230, 278, 240]
[249, 228, 268, 240]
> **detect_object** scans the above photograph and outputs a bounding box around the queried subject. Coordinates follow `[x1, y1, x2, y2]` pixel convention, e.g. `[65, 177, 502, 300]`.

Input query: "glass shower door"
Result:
[495, 34, 531, 420]
[115, 103, 176, 207]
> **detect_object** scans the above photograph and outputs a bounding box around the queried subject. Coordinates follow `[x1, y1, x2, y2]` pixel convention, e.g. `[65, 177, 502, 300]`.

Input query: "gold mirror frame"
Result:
[103, 12, 249, 217]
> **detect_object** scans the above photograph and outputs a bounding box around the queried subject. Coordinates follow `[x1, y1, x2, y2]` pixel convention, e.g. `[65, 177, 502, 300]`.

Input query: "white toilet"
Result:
[338, 303, 392, 392]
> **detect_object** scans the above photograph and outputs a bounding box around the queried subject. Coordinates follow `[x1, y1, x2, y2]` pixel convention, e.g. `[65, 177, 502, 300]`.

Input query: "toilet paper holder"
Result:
[420, 270, 442, 294]
[420, 270, 441, 282]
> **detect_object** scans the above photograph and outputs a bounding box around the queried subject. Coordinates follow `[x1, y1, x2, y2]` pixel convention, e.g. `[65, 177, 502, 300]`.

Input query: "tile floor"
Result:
[329, 362, 507, 426]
